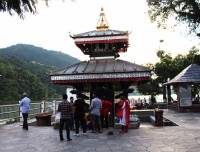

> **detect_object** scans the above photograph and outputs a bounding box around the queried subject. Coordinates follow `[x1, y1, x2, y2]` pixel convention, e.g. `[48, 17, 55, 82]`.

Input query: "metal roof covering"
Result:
[50, 59, 151, 83]
[163, 64, 200, 85]
[71, 29, 129, 38]
[74, 35, 128, 44]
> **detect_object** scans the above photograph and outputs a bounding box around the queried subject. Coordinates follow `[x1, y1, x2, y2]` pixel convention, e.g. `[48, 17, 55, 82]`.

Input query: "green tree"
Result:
[0, 56, 48, 103]
[137, 63, 161, 104]
[186, 46, 200, 64]
[138, 47, 200, 103]
[0, 0, 75, 18]
[137, 79, 162, 104]
[0, 44, 80, 100]
[0, 0, 38, 18]
[147, 0, 200, 33]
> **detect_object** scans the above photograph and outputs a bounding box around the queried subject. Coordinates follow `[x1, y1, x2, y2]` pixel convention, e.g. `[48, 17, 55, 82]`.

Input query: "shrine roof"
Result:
[51, 59, 149, 75]
[70, 29, 129, 38]
[50, 59, 151, 83]
[163, 64, 200, 85]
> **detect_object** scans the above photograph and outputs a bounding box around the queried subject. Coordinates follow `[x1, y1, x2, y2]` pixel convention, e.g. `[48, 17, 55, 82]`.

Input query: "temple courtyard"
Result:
[1, 109, 200, 152]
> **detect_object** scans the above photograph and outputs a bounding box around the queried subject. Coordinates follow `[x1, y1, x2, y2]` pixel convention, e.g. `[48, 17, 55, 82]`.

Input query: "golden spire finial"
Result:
[96, 7, 109, 31]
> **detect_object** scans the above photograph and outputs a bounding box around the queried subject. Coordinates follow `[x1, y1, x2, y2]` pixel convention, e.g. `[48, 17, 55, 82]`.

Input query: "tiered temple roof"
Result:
[70, 8, 130, 58]
[50, 8, 151, 88]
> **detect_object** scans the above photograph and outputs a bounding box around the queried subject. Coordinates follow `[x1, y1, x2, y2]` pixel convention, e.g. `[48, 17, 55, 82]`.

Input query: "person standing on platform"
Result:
[74, 93, 87, 136]
[19, 92, 31, 130]
[58, 94, 73, 141]
[117, 94, 130, 133]
[100, 96, 112, 129]
[90, 93, 102, 133]
[70, 96, 75, 130]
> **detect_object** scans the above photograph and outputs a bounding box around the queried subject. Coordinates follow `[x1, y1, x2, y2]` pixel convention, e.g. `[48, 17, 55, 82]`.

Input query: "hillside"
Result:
[0, 44, 80, 103]
[0, 44, 80, 68]
[0, 56, 47, 103]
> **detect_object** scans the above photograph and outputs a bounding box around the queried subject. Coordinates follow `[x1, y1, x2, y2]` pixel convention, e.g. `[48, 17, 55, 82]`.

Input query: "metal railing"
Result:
[0, 100, 61, 124]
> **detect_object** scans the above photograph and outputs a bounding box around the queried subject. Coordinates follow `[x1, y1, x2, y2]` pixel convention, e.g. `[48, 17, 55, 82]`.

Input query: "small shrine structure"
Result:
[49, 8, 151, 125]
[163, 64, 200, 112]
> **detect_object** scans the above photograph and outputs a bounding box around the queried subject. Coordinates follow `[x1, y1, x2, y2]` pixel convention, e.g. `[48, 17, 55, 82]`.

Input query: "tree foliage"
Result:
[154, 46, 200, 85]
[0, 0, 39, 18]
[0, 0, 76, 18]
[147, 0, 200, 33]
[138, 46, 200, 100]
[0, 56, 47, 102]
[137, 78, 162, 104]
[0, 44, 80, 103]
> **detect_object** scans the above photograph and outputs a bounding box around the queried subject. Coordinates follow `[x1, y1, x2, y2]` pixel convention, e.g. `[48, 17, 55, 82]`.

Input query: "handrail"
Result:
[0, 104, 19, 107]
[0, 110, 20, 115]
[0, 100, 60, 124]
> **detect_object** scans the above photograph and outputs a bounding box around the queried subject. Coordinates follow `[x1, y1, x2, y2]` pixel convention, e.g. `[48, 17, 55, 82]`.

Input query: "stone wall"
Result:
[131, 110, 154, 122]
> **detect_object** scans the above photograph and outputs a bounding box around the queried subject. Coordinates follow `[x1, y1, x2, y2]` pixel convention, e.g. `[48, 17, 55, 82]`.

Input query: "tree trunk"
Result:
[167, 85, 171, 104]
[163, 86, 167, 102]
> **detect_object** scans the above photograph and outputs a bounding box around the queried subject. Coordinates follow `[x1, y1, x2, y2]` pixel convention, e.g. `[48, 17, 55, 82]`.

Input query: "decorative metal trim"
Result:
[75, 35, 128, 42]
[51, 72, 150, 81]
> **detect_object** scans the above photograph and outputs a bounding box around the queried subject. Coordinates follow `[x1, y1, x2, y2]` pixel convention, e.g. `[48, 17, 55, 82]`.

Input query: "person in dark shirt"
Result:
[74, 93, 87, 136]
[58, 94, 73, 141]
[70, 96, 75, 130]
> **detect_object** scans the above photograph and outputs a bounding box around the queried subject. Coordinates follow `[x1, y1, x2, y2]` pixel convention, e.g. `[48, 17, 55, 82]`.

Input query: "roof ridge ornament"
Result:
[96, 7, 109, 31]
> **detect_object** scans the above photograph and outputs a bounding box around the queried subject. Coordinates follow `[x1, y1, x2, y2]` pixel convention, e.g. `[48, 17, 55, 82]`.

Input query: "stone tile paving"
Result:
[0, 109, 200, 152]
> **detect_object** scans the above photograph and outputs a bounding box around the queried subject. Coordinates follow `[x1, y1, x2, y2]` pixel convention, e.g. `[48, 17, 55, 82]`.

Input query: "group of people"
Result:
[58, 92, 113, 141]
[19, 91, 131, 142]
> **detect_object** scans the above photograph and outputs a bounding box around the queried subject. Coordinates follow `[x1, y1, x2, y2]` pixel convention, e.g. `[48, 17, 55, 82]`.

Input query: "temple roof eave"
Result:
[50, 71, 151, 77]
[74, 35, 128, 45]
[50, 72, 151, 84]
[163, 64, 200, 86]
[70, 29, 129, 39]
[51, 79, 150, 84]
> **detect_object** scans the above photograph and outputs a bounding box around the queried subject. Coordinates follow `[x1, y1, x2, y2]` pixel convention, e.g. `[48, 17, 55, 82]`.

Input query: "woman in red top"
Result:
[117, 94, 130, 133]
[100, 96, 112, 128]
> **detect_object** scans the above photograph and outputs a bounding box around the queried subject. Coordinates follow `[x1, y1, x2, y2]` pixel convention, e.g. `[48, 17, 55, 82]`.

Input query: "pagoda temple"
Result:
[50, 8, 151, 125]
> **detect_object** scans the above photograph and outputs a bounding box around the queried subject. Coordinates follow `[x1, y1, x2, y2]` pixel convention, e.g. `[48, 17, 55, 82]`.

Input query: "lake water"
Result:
[129, 94, 177, 103]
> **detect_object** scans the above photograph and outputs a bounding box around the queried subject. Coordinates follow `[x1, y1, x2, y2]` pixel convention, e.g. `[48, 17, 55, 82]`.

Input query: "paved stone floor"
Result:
[1, 109, 200, 152]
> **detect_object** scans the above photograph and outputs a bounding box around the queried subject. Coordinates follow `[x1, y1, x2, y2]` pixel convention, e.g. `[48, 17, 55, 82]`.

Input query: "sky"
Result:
[0, 0, 200, 65]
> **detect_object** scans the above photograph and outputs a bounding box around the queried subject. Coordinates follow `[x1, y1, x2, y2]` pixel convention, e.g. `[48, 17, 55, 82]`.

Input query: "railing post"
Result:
[18, 101, 20, 122]
[41, 101, 46, 113]
[19, 103, 23, 122]
[52, 100, 56, 114]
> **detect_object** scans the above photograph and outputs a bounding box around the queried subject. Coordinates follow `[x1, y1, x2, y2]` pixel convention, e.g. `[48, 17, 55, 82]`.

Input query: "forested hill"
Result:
[0, 44, 80, 104]
[0, 44, 80, 68]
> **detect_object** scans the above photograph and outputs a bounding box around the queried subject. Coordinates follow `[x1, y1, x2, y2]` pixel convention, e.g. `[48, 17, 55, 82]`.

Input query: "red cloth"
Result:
[117, 100, 124, 118]
[101, 100, 112, 116]
[117, 99, 130, 125]
[124, 99, 130, 125]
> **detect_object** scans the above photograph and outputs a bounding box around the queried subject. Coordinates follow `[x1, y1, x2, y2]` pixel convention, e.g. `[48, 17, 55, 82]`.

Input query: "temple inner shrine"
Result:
[50, 8, 151, 126]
